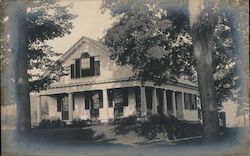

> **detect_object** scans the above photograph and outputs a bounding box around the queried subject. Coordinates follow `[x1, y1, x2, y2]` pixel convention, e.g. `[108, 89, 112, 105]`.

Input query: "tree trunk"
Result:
[188, 0, 219, 141]
[9, 2, 31, 139]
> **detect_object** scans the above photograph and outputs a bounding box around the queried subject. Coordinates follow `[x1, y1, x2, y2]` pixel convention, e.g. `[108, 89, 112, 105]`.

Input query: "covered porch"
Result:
[35, 80, 199, 123]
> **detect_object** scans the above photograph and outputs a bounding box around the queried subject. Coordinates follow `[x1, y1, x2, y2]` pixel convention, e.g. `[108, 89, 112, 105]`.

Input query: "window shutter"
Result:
[70, 64, 75, 78]
[73, 94, 75, 111]
[194, 95, 197, 110]
[184, 93, 189, 110]
[90, 57, 95, 75]
[75, 59, 81, 78]
[189, 94, 192, 110]
[108, 90, 113, 107]
[94, 61, 100, 75]
[85, 93, 90, 110]
[166, 91, 173, 111]
[57, 96, 62, 112]
[123, 89, 128, 106]
[99, 91, 103, 108]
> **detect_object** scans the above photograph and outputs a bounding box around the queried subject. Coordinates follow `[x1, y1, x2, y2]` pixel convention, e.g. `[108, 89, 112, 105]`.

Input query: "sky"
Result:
[47, 0, 115, 54]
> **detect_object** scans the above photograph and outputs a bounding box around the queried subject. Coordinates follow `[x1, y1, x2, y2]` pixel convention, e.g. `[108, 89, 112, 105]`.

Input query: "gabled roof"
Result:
[44, 36, 197, 88]
[58, 36, 111, 63]
[42, 36, 112, 77]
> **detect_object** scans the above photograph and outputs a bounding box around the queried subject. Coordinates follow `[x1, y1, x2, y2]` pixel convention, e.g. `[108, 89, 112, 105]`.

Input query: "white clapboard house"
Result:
[33, 36, 200, 123]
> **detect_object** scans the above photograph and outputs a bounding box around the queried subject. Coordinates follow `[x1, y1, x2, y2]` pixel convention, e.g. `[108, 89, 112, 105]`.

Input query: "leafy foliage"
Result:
[35, 119, 66, 129]
[113, 114, 202, 140]
[1, 1, 76, 93]
[25, 1, 76, 92]
[103, 4, 194, 85]
[102, 0, 244, 107]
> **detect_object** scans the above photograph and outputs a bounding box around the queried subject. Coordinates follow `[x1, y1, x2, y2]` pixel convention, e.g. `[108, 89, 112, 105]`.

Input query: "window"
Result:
[84, 91, 103, 110]
[70, 53, 101, 79]
[184, 93, 190, 110]
[184, 93, 196, 110]
[81, 58, 90, 69]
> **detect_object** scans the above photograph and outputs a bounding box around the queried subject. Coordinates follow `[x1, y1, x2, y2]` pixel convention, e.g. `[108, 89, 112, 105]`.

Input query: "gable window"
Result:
[81, 58, 90, 69]
[70, 52, 101, 79]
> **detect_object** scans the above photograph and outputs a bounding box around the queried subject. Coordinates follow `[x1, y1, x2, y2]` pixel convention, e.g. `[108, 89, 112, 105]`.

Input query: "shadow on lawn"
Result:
[112, 115, 203, 140]
[29, 127, 115, 144]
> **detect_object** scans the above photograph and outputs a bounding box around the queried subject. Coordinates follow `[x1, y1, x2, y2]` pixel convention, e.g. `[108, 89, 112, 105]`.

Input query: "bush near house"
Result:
[34, 118, 101, 128]
[113, 114, 203, 140]
[34, 119, 67, 128]
[70, 118, 92, 127]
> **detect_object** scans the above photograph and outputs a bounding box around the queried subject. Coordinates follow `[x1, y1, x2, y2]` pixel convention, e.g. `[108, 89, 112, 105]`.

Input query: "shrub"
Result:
[71, 119, 92, 127]
[35, 119, 66, 128]
[113, 114, 202, 140]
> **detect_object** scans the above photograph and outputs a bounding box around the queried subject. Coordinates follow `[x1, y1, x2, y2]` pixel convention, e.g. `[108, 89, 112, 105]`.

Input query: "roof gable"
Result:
[59, 36, 111, 63]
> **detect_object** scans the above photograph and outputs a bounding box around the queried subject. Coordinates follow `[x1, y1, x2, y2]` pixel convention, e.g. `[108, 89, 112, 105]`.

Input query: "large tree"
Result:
[101, 0, 245, 140]
[3, 1, 75, 137]
[188, 0, 220, 140]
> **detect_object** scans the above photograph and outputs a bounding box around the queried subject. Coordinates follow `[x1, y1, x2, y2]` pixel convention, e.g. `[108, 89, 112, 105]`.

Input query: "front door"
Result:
[114, 93, 124, 118]
[61, 96, 69, 120]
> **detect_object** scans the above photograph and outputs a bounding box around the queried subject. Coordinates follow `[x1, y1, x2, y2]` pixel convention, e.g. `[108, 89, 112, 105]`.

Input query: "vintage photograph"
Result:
[1, 0, 249, 156]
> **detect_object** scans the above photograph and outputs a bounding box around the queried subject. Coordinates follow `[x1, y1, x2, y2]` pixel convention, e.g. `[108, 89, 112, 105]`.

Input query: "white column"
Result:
[128, 88, 136, 115]
[152, 88, 158, 114]
[172, 91, 177, 117]
[140, 86, 147, 116]
[102, 89, 109, 122]
[81, 93, 86, 119]
[68, 93, 73, 121]
[162, 90, 168, 116]
[37, 95, 42, 123]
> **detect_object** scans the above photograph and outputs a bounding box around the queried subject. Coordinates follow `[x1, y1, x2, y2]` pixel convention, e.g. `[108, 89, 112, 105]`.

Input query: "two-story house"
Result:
[33, 36, 200, 123]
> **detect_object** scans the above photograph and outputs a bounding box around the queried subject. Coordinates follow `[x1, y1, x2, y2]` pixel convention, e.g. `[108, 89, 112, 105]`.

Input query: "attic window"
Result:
[81, 58, 90, 69]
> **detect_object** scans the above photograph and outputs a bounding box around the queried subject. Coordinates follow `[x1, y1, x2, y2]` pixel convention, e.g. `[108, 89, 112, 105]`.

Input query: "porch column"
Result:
[102, 89, 109, 121]
[128, 88, 136, 115]
[152, 88, 158, 114]
[37, 95, 42, 123]
[68, 93, 73, 121]
[162, 90, 168, 116]
[140, 86, 147, 116]
[81, 93, 86, 118]
[172, 91, 177, 117]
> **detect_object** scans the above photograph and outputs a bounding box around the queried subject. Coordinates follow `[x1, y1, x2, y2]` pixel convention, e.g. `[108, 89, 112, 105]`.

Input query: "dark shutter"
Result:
[70, 64, 75, 78]
[94, 61, 100, 75]
[90, 57, 95, 75]
[73, 94, 75, 111]
[123, 89, 128, 106]
[85, 92, 90, 110]
[99, 91, 103, 108]
[108, 90, 113, 107]
[75, 59, 81, 78]
[135, 87, 141, 109]
[57, 96, 62, 112]
[167, 91, 172, 111]
[189, 94, 193, 110]
[184, 93, 190, 110]
[194, 95, 197, 110]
